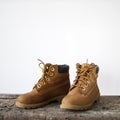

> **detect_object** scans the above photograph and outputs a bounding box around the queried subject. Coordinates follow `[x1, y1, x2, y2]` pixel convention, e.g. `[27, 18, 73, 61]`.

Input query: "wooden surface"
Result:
[0, 94, 120, 120]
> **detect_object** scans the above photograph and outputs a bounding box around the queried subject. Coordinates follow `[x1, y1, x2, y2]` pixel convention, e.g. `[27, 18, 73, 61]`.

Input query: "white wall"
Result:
[0, 0, 120, 95]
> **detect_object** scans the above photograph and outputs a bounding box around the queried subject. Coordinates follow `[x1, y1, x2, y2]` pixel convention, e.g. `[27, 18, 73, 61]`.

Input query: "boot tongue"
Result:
[44, 63, 52, 72]
[81, 59, 91, 68]
[45, 63, 52, 67]
[76, 59, 91, 69]
[44, 63, 52, 69]
[81, 63, 90, 68]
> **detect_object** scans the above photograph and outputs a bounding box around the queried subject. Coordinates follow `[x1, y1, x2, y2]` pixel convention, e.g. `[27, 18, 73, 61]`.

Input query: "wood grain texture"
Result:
[0, 94, 120, 120]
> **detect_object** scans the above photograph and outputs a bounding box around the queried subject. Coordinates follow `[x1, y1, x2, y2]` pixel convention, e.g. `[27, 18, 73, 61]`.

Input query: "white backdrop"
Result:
[0, 0, 120, 95]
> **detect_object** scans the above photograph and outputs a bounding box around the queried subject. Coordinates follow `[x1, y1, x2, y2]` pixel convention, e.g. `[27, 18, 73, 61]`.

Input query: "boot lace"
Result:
[71, 62, 95, 90]
[33, 59, 54, 91]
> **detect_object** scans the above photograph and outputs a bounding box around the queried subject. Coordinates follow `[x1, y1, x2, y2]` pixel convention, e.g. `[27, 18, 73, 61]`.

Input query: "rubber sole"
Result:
[60, 94, 100, 110]
[16, 95, 64, 109]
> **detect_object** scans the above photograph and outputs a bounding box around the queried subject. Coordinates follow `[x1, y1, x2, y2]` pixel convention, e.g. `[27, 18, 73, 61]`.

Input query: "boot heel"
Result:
[56, 95, 65, 103]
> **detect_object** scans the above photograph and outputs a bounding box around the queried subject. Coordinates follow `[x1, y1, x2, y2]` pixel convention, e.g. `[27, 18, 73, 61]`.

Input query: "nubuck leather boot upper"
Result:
[60, 60, 100, 110]
[16, 59, 70, 108]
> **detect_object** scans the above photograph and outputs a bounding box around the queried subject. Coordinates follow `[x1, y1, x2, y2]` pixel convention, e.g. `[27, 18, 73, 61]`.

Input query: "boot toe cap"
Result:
[61, 95, 77, 106]
[16, 94, 27, 104]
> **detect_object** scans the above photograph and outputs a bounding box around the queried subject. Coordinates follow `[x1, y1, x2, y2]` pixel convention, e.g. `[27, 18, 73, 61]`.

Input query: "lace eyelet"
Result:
[46, 78, 51, 82]
[86, 80, 90, 84]
[51, 67, 55, 71]
[81, 86, 86, 91]
[46, 78, 50, 81]
[37, 84, 41, 88]
[85, 84, 88, 87]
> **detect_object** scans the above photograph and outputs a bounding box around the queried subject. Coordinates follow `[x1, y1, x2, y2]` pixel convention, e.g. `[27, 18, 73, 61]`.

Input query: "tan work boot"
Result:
[60, 60, 100, 110]
[16, 59, 70, 108]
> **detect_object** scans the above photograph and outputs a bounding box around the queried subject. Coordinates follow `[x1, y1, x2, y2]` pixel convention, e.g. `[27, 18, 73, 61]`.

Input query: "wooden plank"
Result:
[0, 94, 120, 120]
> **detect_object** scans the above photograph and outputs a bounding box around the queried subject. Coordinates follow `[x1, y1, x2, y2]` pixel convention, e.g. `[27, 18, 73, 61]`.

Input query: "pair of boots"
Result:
[16, 59, 100, 110]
